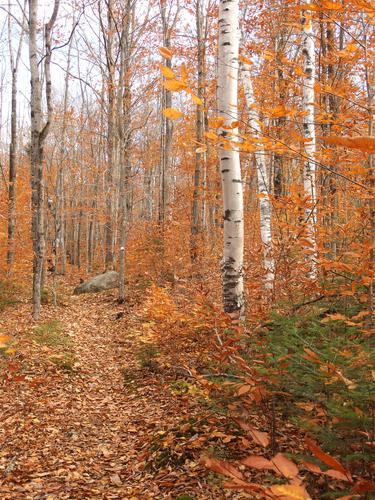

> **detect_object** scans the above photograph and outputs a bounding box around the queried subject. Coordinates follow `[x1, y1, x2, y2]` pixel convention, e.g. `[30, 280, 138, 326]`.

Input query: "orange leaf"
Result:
[271, 453, 299, 478]
[240, 55, 253, 65]
[303, 461, 322, 474]
[208, 117, 225, 129]
[180, 63, 188, 81]
[305, 438, 350, 479]
[267, 484, 311, 499]
[236, 420, 270, 447]
[159, 64, 175, 79]
[159, 46, 172, 59]
[241, 455, 275, 470]
[200, 456, 244, 480]
[192, 94, 203, 106]
[319, 135, 375, 153]
[163, 80, 186, 91]
[237, 384, 252, 396]
[324, 469, 352, 482]
[163, 108, 183, 120]
[205, 131, 219, 141]
[321, 313, 347, 323]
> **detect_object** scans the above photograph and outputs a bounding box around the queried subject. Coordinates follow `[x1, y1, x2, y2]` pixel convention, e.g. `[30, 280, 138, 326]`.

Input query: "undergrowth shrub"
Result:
[0, 280, 21, 311]
[249, 305, 374, 475]
[32, 320, 68, 347]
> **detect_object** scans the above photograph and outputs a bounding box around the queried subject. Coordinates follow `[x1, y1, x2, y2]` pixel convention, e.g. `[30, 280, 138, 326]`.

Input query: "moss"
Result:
[32, 320, 69, 347]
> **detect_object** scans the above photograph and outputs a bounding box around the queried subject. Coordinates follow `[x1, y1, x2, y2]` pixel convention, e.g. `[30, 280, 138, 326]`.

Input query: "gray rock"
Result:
[73, 271, 119, 295]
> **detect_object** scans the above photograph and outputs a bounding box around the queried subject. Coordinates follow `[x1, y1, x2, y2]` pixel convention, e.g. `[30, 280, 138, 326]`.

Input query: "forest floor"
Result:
[1, 277, 369, 500]
[0, 277, 249, 499]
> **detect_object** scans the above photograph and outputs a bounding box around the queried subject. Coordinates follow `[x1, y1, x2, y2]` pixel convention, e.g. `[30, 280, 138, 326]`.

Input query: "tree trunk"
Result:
[7, 2, 25, 275]
[241, 61, 274, 290]
[218, 0, 244, 318]
[118, 1, 133, 303]
[301, 0, 318, 279]
[102, 0, 116, 270]
[28, 0, 59, 319]
[159, 0, 174, 227]
[190, 0, 207, 263]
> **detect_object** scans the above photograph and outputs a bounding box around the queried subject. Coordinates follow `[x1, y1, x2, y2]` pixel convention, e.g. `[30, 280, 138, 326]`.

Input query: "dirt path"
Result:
[0, 289, 219, 499]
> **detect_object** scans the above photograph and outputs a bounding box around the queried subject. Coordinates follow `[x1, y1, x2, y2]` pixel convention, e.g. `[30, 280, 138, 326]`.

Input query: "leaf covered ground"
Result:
[0, 278, 373, 499]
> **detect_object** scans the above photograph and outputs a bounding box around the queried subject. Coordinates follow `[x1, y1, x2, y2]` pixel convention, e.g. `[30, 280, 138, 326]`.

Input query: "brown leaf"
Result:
[271, 453, 299, 478]
[324, 469, 352, 481]
[110, 474, 122, 486]
[237, 384, 252, 396]
[305, 438, 350, 479]
[223, 479, 265, 493]
[352, 479, 375, 493]
[200, 456, 244, 480]
[303, 461, 322, 474]
[241, 455, 275, 470]
[236, 419, 270, 447]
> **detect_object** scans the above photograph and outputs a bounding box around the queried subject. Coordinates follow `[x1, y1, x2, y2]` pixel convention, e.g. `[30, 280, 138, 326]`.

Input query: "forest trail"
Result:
[0, 285, 217, 500]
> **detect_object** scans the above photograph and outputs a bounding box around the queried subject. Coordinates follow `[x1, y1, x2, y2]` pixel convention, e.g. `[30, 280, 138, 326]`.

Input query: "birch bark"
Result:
[218, 0, 244, 317]
[301, 1, 318, 279]
[241, 61, 274, 289]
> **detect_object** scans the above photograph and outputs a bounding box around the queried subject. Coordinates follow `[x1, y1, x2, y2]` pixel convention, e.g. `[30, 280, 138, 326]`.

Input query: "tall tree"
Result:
[190, 0, 207, 262]
[28, 0, 59, 319]
[301, 0, 318, 279]
[118, 0, 134, 303]
[241, 59, 274, 290]
[7, 0, 26, 275]
[218, 0, 244, 318]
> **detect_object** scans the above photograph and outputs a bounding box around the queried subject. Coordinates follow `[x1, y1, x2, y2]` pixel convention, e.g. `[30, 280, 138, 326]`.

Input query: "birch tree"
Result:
[28, 0, 59, 319]
[218, 0, 244, 317]
[241, 60, 274, 289]
[301, 0, 318, 279]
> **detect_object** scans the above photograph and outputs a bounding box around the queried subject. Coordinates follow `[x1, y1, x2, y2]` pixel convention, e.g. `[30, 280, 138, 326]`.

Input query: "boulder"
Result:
[73, 271, 119, 295]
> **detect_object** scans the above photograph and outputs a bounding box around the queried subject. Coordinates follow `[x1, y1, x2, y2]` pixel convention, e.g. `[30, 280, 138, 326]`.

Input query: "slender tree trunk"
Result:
[28, 0, 59, 319]
[301, 0, 318, 279]
[55, 35, 72, 276]
[190, 0, 206, 263]
[102, 0, 116, 270]
[363, 18, 374, 324]
[241, 61, 274, 289]
[159, 0, 174, 227]
[7, 2, 25, 275]
[218, 0, 244, 318]
[118, 1, 133, 303]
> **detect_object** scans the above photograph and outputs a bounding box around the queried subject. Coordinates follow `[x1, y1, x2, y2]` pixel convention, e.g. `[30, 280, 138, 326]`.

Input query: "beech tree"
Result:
[217, 0, 244, 317]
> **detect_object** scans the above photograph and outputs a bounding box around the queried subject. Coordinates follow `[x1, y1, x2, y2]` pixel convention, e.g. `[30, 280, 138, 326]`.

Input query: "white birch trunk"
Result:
[218, 0, 244, 317]
[241, 61, 274, 289]
[302, 1, 318, 279]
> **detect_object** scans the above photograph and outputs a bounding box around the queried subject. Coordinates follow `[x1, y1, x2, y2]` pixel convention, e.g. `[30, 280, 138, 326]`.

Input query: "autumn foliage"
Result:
[0, 0, 374, 497]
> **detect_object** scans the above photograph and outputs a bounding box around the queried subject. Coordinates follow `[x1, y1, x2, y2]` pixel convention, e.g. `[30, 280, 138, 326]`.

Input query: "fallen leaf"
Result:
[241, 455, 275, 470]
[271, 453, 299, 478]
[200, 456, 244, 480]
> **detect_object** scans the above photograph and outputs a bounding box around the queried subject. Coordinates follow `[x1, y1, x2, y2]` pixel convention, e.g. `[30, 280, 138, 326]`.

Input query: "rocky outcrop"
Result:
[73, 271, 119, 295]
